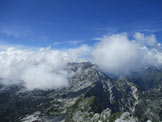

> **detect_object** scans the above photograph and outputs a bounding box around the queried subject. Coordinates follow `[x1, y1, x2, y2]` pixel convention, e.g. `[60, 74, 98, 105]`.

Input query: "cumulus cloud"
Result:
[91, 33, 162, 75]
[0, 45, 90, 90]
[0, 32, 162, 90]
[133, 32, 157, 47]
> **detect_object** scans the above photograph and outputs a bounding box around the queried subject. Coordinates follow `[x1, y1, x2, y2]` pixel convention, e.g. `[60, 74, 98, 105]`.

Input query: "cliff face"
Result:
[0, 62, 161, 122]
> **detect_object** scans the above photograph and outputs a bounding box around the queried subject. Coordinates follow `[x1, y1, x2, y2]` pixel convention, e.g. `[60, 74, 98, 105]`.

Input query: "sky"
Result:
[0, 0, 162, 48]
[1, 0, 162, 90]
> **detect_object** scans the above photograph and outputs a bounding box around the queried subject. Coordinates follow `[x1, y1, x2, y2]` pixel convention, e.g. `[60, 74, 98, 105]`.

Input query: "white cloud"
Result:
[133, 32, 157, 47]
[91, 33, 162, 75]
[0, 32, 162, 89]
[0, 45, 90, 90]
[53, 40, 84, 47]
[91, 33, 144, 74]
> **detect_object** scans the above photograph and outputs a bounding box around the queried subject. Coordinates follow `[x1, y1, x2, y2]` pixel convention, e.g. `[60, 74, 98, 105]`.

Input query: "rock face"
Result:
[0, 62, 161, 122]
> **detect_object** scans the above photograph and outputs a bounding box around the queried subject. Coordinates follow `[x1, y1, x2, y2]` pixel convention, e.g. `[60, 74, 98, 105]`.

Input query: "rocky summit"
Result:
[0, 62, 162, 122]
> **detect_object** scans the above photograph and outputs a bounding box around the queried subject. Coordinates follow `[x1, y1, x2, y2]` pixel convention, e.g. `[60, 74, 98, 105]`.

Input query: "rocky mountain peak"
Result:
[0, 62, 161, 122]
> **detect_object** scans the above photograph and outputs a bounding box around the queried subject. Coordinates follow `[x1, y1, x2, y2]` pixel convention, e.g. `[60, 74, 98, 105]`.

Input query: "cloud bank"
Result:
[0, 45, 90, 90]
[91, 33, 162, 74]
[0, 32, 162, 90]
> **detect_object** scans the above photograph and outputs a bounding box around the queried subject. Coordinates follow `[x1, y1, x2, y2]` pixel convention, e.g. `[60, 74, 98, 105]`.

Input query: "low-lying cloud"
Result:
[91, 33, 162, 74]
[91, 33, 143, 74]
[0, 32, 162, 90]
[0, 45, 90, 90]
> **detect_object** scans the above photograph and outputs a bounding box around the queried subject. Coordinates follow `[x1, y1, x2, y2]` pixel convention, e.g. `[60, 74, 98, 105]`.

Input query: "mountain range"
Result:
[0, 62, 162, 122]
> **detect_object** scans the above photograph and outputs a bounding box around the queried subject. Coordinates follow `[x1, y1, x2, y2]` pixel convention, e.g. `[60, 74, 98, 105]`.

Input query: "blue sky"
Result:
[0, 0, 162, 48]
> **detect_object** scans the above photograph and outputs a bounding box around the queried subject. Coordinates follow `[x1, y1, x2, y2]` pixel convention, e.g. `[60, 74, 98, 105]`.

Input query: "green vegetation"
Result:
[109, 112, 122, 122]
[65, 95, 102, 122]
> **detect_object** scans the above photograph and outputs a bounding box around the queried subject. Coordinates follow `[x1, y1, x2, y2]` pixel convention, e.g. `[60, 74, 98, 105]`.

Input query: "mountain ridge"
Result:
[0, 62, 161, 122]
